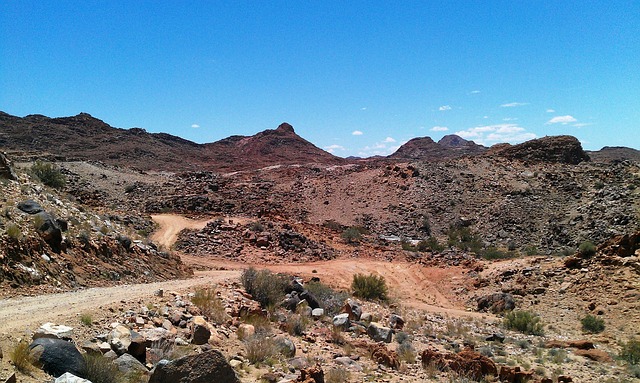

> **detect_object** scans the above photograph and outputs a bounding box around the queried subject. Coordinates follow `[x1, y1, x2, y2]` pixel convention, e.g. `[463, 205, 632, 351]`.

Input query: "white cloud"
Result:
[384, 137, 396, 143]
[361, 107, 367, 110]
[455, 124, 536, 146]
[547, 115, 577, 125]
[352, 130, 364, 136]
[357, 138, 410, 157]
[324, 144, 346, 154]
[470, 90, 481, 94]
[502, 117, 518, 121]
[573, 123, 593, 128]
[191, 124, 200, 128]
[439, 105, 452, 111]
[546, 109, 555, 113]
[431, 126, 449, 132]
[500, 102, 529, 108]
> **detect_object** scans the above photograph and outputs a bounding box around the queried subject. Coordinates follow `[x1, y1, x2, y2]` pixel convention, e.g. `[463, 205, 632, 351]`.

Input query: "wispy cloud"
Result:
[547, 115, 577, 125]
[352, 130, 364, 136]
[502, 117, 518, 121]
[361, 107, 367, 111]
[469, 90, 481, 94]
[324, 144, 346, 154]
[431, 126, 449, 132]
[546, 109, 555, 113]
[384, 137, 396, 143]
[500, 102, 529, 108]
[191, 124, 200, 128]
[455, 124, 536, 146]
[358, 138, 408, 157]
[573, 122, 593, 128]
[439, 105, 452, 111]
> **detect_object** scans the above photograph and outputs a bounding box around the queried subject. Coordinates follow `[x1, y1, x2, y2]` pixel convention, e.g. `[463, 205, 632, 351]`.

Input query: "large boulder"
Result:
[477, 292, 515, 313]
[54, 373, 92, 383]
[191, 316, 211, 345]
[148, 349, 239, 383]
[421, 348, 497, 381]
[33, 323, 74, 340]
[34, 212, 63, 251]
[342, 300, 362, 320]
[0, 152, 18, 180]
[114, 353, 148, 376]
[109, 325, 132, 355]
[29, 338, 86, 378]
[370, 344, 399, 370]
[366, 322, 393, 343]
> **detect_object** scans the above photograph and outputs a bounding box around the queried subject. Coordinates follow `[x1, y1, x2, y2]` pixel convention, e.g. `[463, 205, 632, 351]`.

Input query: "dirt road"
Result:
[0, 214, 485, 334]
[0, 270, 240, 334]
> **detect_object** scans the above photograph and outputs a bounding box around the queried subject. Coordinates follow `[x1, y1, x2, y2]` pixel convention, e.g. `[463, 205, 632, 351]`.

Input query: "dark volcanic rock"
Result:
[29, 338, 87, 378]
[389, 135, 486, 161]
[17, 200, 44, 214]
[477, 292, 515, 313]
[489, 135, 590, 164]
[148, 349, 239, 383]
[0, 152, 18, 180]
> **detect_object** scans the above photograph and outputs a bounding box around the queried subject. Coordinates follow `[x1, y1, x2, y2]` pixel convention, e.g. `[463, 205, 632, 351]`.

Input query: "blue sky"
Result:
[1, 1, 638, 157]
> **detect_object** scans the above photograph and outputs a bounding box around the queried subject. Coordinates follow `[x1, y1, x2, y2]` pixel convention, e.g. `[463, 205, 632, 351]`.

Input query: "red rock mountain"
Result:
[0, 112, 342, 172]
[388, 134, 486, 160]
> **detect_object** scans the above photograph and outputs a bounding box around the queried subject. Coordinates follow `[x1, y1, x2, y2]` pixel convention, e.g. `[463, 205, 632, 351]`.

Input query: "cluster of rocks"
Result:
[176, 220, 336, 263]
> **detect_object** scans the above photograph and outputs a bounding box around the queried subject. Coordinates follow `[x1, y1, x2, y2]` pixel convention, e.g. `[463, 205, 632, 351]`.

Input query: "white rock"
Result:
[54, 372, 92, 383]
[33, 322, 73, 340]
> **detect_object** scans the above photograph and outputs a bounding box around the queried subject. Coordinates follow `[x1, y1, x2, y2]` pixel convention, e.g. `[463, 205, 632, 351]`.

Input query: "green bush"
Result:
[342, 226, 363, 244]
[191, 288, 229, 324]
[30, 160, 66, 189]
[504, 310, 544, 336]
[620, 338, 640, 365]
[578, 241, 596, 257]
[447, 226, 483, 253]
[305, 280, 349, 316]
[480, 246, 514, 260]
[5, 222, 22, 240]
[417, 236, 444, 252]
[241, 268, 287, 309]
[80, 313, 93, 326]
[352, 273, 388, 301]
[581, 314, 605, 334]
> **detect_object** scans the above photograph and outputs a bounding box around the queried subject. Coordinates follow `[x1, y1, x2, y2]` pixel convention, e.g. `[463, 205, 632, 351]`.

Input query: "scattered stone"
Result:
[275, 336, 296, 358]
[477, 292, 515, 313]
[296, 364, 324, 383]
[33, 322, 74, 340]
[485, 333, 505, 343]
[388, 314, 404, 330]
[311, 308, 324, 318]
[191, 316, 212, 345]
[114, 353, 149, 376]
[366, 322, 393, 343]
[498, 366, 534, 383]
[148, 349, 239, 383]
[29, 338, 87, 378]
[332, 313, 350, 330]
[109, 325, 132, 355]
[54, 373, 91, 383]
[17, 199, 43, 214]
[342, 300, 362, 320]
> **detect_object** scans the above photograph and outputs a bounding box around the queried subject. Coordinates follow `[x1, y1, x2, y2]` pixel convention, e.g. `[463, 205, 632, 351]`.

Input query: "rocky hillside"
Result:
[0, 156, 192, 295]
[389, 134, 486, 160]
[488, 135, 590, 164]
[0, 112, 342, 172]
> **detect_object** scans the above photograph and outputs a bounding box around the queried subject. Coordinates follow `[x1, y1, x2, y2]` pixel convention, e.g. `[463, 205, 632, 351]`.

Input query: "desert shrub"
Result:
[5, 222, 22, 240]
[10, 341, 33, 373]
[84, 353, 126, 383]
[285, 314, 310, 336]
[30, 160, 66, 189]
[417, 236, 444, 252]
[80, 312, 93, 326]
[341, 226, 362, 244]
[578, 241, 596, 257]
[581, 314, 605, 334]
[352, 273, 388, 301]
[523, 245, 538, 256]
[244, 334, 278, 365]
[241, 268, 287, 309]
[248, 221, 265, 232]
[480, 246, 514, 260]
[548, 348, 567, 364]
[191, 288, 229, 324]
[504, 310, 544, 336]
[325, 366, 351, 383]
[447, 226, 483, 253]
[420, 217, 432, 236]
[396, 333, 416, 363]
[322, 220, 344, 231]
[620, 338, 640, 365]
[305, 280, 349, 316]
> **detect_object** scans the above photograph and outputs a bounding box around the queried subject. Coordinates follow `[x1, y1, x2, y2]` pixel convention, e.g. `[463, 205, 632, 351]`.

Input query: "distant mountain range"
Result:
[1, 111, 638, 171]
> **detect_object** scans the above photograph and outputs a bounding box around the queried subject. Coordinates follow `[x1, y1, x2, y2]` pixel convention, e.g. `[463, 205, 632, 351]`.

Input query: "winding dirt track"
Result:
[0, 214, 487, 334]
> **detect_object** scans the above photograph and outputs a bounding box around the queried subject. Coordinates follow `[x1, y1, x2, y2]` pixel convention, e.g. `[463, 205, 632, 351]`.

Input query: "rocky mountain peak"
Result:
[275, 122, 295, 134]
[489, 135, 590, 164]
